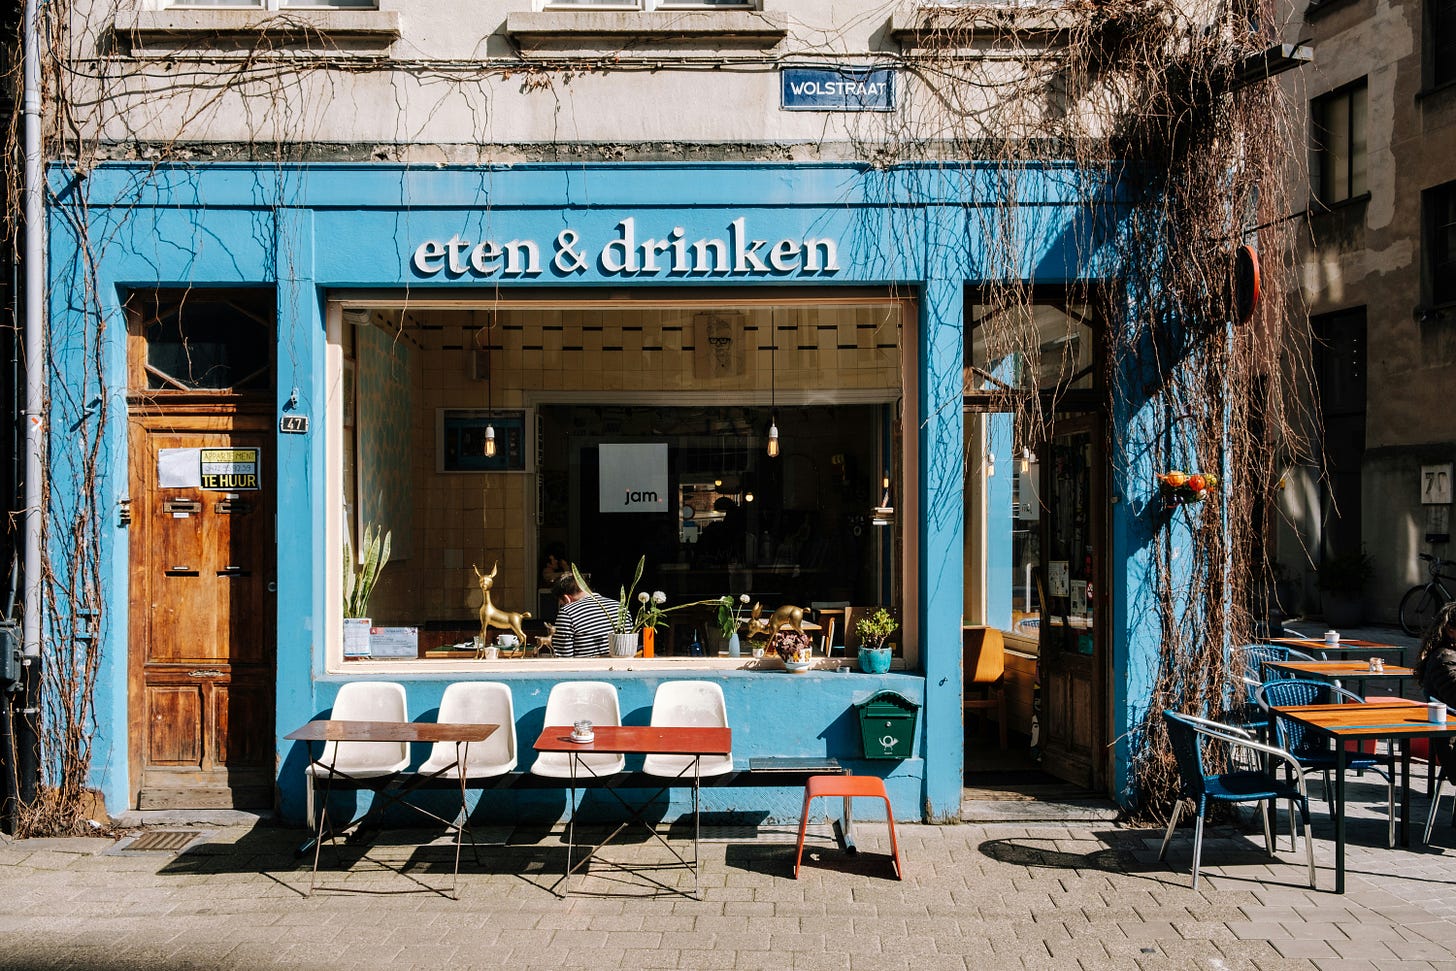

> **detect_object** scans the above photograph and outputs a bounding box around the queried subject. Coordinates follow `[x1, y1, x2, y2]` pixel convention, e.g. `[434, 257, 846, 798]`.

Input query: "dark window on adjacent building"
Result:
[1426, 180, 1456, 306]
[1312, 307, 1367, 565]
[1431, 0, 1456, 88]
[1312, 81, 1367, 206]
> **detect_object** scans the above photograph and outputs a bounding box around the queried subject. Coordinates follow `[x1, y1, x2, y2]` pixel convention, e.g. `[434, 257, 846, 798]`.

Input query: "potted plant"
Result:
[774, 627, 815, 673]
[573, 556, 723, 656]
[716, 593, 751, 657]
[343, 523, 391, 657]
[855, 607, 899, 674]
[1316, 548, 1373, 627]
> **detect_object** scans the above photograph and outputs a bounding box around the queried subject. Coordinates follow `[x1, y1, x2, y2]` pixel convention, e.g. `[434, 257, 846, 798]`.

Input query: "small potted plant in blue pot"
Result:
[855, 608, 898, 674]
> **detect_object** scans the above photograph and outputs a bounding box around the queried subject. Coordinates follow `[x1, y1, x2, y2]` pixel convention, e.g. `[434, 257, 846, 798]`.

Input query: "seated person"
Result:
[549, 572, 616, 658]
[1416, 601, 1456, 708]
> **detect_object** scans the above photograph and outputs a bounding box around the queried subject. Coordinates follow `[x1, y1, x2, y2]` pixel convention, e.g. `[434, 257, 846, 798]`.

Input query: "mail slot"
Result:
[853, 689, 920, 760]
[163, 499, 201, 516]
[215, 500, 252, 514]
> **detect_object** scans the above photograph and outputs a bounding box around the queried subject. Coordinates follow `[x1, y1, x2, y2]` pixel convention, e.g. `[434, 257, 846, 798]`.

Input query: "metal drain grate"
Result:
[121, 830, 199, 852]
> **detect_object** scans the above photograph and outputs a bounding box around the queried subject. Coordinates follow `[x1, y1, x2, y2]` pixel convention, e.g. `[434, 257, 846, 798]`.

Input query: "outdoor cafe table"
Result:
[285, 719, 498, 897]
[1271, 701, 1456, 892]
[1269, 637, 1407, 663]
[1264, 660, 1416, 697]
[533, 724, 732, 898]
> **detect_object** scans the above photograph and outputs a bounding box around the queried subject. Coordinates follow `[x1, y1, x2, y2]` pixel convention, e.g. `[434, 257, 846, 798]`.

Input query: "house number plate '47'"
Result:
[279, 415, 309, 434]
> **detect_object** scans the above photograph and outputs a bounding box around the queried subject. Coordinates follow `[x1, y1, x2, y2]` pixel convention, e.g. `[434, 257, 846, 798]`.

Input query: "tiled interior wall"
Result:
[361, 302, 903, 630]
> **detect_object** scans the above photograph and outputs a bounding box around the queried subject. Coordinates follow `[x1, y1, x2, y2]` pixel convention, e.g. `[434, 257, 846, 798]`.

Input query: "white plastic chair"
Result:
[305, 681, 410, 822]
[418, 682, 518, 780]
[642, 680, 734, 779]
[529, 681, 625, 778]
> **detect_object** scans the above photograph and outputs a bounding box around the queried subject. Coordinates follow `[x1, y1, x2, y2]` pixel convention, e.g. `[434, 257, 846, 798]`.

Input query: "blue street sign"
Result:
[781, 66, 895, 112]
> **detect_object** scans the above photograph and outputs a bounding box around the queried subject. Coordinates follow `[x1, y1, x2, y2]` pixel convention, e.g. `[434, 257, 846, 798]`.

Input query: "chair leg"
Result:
[1259, 801, 1274, 856]
[1424, 778, 1445, 845]
[1158, 800, 1184, 862]
[1301, 810, 1317, 890]
[794, 790, 815, 878]
[1387, 772, 1396, 849]
[1190, 812, 1205, 890]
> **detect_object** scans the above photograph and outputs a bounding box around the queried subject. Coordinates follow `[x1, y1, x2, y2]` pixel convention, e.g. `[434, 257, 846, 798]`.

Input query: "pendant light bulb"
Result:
[767, 414, 780, 458]
[484, 423, 497, 458]
[1019, 448, 1031, 475]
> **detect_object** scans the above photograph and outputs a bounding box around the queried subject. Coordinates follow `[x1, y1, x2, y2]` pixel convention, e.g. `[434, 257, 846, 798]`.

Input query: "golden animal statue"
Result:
[473, 562, 531, 648]
[747, 602, 805, 639]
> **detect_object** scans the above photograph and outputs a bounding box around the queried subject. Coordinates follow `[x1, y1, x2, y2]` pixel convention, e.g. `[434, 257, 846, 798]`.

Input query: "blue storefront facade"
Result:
[46, 160, 1170, 824]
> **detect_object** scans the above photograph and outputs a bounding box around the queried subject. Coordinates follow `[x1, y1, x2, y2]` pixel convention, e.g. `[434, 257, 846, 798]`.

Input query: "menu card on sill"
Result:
[369, 626, 419, 658]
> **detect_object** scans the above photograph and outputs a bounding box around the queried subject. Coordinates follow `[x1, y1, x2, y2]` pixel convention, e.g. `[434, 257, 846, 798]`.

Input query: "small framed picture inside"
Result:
[438, 408, 530, 473]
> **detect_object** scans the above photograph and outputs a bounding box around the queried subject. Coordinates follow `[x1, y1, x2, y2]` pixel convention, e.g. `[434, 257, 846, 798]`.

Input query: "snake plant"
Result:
[344, 523, 392, 618]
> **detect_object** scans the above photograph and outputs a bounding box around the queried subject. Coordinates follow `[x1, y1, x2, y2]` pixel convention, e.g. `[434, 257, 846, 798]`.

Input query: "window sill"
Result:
[1308, 191, 1370, 216]
[889, 8, 1079, 46]
[327, 653, 907, 676]
[114, 10, 401, 52]
[503, 10, 787, 49]
[1304, 0, 1364, 22]
[1417, 78, 1456, 103]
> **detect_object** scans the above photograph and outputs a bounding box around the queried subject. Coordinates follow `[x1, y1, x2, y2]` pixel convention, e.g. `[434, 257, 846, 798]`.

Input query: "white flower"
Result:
[637, 591, 650, 604]
[738, 593, 750, 604]
[652, 590, 667, 604]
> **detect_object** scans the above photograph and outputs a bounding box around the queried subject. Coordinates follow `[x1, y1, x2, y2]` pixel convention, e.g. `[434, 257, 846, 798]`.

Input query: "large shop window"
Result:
[328, 296, 905, 669]
[962, 293, 1102, 650]
[1426, 179, 1456, 307]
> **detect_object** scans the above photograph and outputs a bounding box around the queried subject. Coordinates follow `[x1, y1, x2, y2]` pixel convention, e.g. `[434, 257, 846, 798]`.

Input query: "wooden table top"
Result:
[1272, 702, 1456, 739]
[1269, 637, 1401, 650]
[533, 725, 731, 756]
[285, 719, 499, 744]
[1266, 660, 1415, 679]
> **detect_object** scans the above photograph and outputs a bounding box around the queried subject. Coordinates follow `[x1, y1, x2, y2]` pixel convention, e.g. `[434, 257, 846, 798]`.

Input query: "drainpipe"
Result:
[21, 0, 45, 665]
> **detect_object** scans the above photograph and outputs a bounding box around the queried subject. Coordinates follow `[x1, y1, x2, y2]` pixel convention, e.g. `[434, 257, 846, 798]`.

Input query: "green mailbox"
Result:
[854, 689, 920, 759]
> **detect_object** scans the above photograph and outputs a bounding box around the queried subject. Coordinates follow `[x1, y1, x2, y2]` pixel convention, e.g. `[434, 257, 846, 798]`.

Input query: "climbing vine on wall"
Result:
[3, 0, 1316, 830]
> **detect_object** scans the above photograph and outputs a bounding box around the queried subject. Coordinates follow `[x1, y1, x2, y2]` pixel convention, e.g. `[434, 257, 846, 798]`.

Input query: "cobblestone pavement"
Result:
[2, 777, 1454, 971]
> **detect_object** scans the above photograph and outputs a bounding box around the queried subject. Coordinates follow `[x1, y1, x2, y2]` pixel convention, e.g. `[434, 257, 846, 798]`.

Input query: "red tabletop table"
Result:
[534, 725, 732, 898]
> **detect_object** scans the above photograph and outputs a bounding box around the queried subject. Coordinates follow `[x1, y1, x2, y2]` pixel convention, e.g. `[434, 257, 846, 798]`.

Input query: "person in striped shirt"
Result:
[549, 572, 617, 657]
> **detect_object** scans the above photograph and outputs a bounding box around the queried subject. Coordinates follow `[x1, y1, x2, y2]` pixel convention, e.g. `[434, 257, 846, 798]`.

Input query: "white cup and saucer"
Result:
[1324, 630, 1340, 647]
[570, 719, 595, 742]
[497, 633, 520, 650]
[1430, 701, 1449, 725]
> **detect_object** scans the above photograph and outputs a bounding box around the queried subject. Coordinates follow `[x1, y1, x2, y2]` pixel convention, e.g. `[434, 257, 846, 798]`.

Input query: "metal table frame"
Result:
[286, 719, 498, 898]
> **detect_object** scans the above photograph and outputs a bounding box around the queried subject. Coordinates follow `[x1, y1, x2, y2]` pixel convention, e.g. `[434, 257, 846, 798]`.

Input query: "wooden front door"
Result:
[1037, 417, 1107, 790]
[128, 414, 276, 809]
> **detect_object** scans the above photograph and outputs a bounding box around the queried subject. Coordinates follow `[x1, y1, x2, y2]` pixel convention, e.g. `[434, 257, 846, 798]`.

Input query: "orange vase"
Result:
[642, 626, 655, 658]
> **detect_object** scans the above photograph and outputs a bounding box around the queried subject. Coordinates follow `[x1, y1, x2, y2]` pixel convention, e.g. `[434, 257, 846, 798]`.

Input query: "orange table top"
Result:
[1269, 636, 1400, 650]
[1272, 702, 1456, 739]
[533, 725, 731, 755]
[1266, 660, 1414, 679]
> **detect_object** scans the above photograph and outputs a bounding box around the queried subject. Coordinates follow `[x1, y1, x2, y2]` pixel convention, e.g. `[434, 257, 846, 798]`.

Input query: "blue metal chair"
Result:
[1224, 644, 1318, 742]
[1160, 711, 1316, 890]
[1256, 678, 1397, 848]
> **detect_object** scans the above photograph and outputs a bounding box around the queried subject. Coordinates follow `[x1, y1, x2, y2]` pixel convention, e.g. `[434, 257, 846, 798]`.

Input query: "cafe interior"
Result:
[339, 292, 906, 661]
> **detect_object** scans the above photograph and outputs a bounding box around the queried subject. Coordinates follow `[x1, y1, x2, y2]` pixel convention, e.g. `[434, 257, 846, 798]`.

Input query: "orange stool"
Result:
[794, 774, 903, 879]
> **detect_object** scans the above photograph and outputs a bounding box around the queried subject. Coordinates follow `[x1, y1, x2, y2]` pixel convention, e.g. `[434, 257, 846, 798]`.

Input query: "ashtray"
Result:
[569, 731, 595, 743]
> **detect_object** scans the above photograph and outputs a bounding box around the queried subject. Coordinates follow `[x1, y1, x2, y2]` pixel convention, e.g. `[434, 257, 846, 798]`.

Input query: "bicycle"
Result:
[1398, 553, 1456, 635]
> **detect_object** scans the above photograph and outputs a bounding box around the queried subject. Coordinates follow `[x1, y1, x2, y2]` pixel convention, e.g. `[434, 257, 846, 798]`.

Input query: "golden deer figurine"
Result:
[747, 602, 806, 639]
[473, 562, 531, 652]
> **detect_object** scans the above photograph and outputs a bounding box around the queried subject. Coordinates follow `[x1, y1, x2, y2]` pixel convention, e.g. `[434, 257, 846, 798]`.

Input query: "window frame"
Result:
[539, 1, 755, 10]
[1429, 0, 1456, 90]
[322, 292, 916, 676]
[1311, 79, 1368, 208]
[1425, 180, 1456, 307]
[167, 1, 379, 9]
